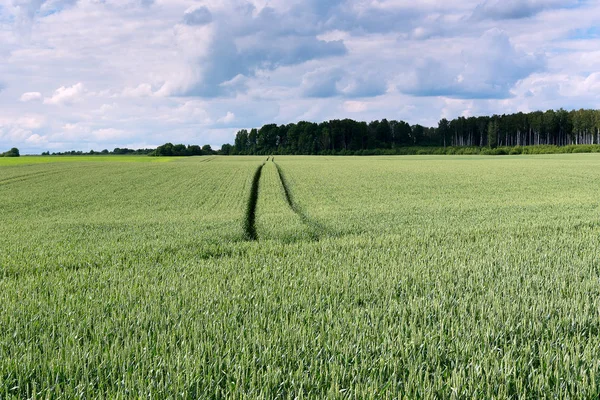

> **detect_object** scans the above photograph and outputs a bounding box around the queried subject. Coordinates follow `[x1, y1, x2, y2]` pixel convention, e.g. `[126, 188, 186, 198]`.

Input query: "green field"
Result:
[1, 154, 600, 398]
[0, 155, 176, 166]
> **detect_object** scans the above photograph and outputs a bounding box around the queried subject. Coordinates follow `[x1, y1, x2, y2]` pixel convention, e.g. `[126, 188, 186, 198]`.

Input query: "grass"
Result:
[1, 154, 600, 398]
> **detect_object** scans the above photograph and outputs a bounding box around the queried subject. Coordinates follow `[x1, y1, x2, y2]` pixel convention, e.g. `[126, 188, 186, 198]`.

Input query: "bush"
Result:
[509, 147, 523, 155]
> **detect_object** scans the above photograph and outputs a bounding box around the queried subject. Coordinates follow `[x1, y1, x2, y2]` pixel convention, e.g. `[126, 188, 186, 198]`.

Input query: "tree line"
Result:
[225, 108, 600, 155]
[1, 148, 20, 157]
[41, 144, 217, 157]
[43, 148, 155, 156]
[151, 143, 215, 156]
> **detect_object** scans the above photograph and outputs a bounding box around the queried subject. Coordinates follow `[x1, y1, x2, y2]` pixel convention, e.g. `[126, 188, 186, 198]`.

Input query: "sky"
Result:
[0, 0, 599, 154]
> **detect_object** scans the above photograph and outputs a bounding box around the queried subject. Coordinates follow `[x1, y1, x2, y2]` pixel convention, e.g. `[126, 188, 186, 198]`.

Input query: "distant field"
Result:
[1, 154, 600, 398]
[0, 155, 178, 165]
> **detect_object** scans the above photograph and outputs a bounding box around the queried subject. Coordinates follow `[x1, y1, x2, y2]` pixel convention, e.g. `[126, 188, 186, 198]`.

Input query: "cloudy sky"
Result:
[0, 0, 599, 153]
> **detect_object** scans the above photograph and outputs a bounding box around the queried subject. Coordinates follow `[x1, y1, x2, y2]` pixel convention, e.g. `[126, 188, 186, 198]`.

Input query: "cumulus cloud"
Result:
[218, 111, 235, 124]
[97, 103, 115, 114]
[25, 133, 48, 145]
[343, 100, 369, 113]
[278, 0, 434, 35]
[93, 128, 130, 141]
[183, 6, 212, 26]
[11, 0, 78, 22]
[301, 68, 343, 98]
[44, 83, 85, 105]
[122, 83, 154, 98]
[471, 0, 579, 20]
[513, 72, 600, 109]
[0, 115, 46, 150]
[163, 2, 348, 97]
[398, 29, 546, 99]
[20, 92, 43, 102]
[300, 67, 388, 99]
[339, 73, 388, 98]
[51, 123, 133, 143]
[0, 115, 45, 130]
[182, 35, 346, 96]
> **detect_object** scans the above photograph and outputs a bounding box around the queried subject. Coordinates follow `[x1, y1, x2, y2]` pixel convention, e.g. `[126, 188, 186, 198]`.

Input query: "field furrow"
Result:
[273, 161, 326, 240]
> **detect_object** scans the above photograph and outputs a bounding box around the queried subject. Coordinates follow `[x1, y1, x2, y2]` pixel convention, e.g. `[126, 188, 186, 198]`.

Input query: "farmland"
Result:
[1, 154, 600, 398]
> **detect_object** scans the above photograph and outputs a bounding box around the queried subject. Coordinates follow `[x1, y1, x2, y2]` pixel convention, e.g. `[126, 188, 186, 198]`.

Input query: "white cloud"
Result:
[397, 29, 545, 99]
[122, 83, 154, 98]
[43, 83, 85, 105]
[183, 6, 213, 26]
[0, 115, 45, 130]
[97, 103, 116, 114]
[344, 101, 369, 113]
[25, 133, 48, 145]
[93, 128, 131, 141]
[218, 111, 236, 124]
[20, 92, 43, 102]
[0, 115, 47, 151]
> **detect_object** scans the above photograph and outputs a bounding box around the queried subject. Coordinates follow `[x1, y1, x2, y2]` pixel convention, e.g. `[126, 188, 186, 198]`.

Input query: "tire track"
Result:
[243, 162, 265, 241]
[0, 169, 62, 186]
[273, 161, 326, 240]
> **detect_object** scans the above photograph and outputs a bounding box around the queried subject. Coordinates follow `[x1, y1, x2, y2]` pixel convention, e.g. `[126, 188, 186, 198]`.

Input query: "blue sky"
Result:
[0, 0, 599, 153]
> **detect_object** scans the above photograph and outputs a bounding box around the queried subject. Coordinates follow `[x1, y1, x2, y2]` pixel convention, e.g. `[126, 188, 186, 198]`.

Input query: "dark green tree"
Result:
[2, 147, 21, 157]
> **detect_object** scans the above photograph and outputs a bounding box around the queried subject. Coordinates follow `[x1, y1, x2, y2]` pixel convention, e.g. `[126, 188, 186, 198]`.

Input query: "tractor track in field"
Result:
[0, 169, 61, 186]
[0, 163, 124, 188]
[273, 160, 325, 241]
[0, 165, 89, 186]
[243, 159, 325, 241]
[243, 162, 265, 241]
